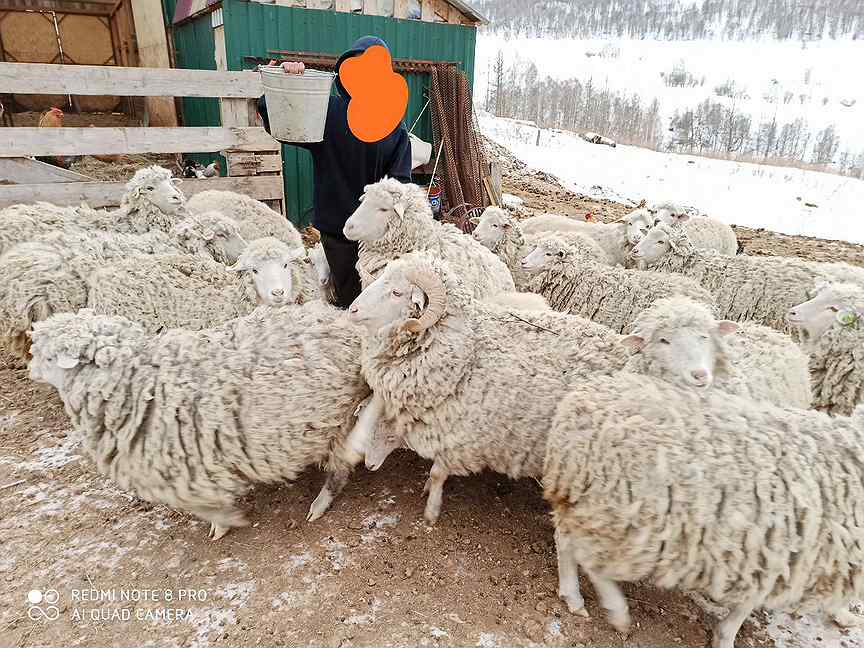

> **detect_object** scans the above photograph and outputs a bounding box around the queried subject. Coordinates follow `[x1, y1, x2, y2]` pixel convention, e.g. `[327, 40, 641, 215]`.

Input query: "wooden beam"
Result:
[129, 0, 178, 126]
[0, 158, 93, 184]
[0, 175, 285, 209]
[0, 127, 279, 157]
[362, 0, 377, 14]
[0, 0, 115, 16]
[334, 0, 351, 10]
[393, 0, 409, 18]
[420, 0, 434, 21]
[0, 62, 264, 98]
[225, 152, 282, 176]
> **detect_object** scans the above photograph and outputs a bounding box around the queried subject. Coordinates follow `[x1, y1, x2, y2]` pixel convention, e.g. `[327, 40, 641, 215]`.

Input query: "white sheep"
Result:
[787, 281, 864, 416]
[0, 212, 246, 359]
[342, 178, 515, 297]
[544, 372, 864, 646]
[87, 238, 314, 334]
[632, 222, 864, 332]
[346, 251, 629, 524]
[520, 234, 716, 333]
[186, 189, 303, 248]
[651, 201, 738, 256]
[624, 296, 811, 408]
[308, 242, 337, 304]
[471, 206, 609, 289]
[28, 302, 370, 540]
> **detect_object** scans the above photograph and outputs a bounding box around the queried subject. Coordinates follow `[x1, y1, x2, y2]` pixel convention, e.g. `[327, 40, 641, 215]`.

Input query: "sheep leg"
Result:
[711, 600, 756, 648]
[341, 394, 383, 467]
[555, 529, 589, 617]
[423, 459, 448, 526]
[208, 522, 231, 541]
[831, 605, 864, 628]
[585, 568, 630, 635]
[307, 468, 350, 523]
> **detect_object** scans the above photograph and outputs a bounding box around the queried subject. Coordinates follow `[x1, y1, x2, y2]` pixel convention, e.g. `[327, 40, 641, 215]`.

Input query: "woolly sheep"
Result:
[651, 203, 738, 256]
[520, 234, 716, 334]
[483, 291, 551, 312]
[342, 178, 515, 297]
[28, 303, 369, 540]
[787, 281, 864, 416]
[632, 222, 864, 332]
[624, 297, 811, 408]
[186, 189, 303, 248]
[308, 242, 337, 304]
[0, 213, 246, 359]
[346, 251, 628, 524]
[543, 372, 864, 645]
[518, 209, 654, 267]
[471, 206, 609, 289]
[87, 238, 314, 334]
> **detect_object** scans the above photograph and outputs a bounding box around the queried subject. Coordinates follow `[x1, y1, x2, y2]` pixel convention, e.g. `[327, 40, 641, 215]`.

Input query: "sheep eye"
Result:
[700, 334, 709, 340]
[659, 338, 670, 345]
[379, 208, 390, 213]
[252, 269, 258, 274]
[283, 263, 289, 269]
[828, 306, 839, 312]
[392, 289, 403, 297]
[557, 251, 565, 257]
[492, 224, 498, 228]
[145, 186, 154, 191]
[657, 240, 666, 245]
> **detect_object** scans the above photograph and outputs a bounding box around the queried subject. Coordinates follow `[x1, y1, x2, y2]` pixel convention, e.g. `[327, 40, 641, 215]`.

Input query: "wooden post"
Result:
[128, 0, 178, 127]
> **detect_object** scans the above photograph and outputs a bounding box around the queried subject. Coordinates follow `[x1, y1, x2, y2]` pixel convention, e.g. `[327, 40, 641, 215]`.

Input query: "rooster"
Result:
[183, 159, 221, 179]
[36, 106, 80, 169]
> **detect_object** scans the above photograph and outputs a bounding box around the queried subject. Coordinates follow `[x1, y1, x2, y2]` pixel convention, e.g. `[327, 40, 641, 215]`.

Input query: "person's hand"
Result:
[268, 60, 305, 74]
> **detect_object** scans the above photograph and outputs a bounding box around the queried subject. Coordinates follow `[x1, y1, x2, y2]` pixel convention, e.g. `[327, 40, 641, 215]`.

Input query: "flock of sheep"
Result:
[3, 165, 864, 648]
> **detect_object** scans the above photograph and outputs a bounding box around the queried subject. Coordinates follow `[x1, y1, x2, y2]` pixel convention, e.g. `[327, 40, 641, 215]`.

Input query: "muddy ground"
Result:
[2, 142, 864, 648]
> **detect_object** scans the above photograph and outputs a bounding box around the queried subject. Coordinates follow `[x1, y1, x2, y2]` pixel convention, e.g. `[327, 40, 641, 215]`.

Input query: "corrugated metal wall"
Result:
[172, 0, 477, 226]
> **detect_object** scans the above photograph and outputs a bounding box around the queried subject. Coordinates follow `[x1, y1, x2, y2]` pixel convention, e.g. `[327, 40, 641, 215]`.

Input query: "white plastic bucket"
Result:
[408, 133, 432, 169]
[259, 66, 335, 143]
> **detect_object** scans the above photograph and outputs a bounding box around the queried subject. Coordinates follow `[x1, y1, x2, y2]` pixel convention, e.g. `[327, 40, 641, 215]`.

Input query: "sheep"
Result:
[520, 234, 716, 334]
[471, 206, 609, 289]
[787, 281, 864, 416]
[651, 202, 738, 256]
[28, 302, 370, 540]
[342, 178, 515, 297]
[624, 296, 811, 408]
[346, 251, 629, 525]
[0, 213, 246, 359]
[483, 291, 551, 312]
[543, 371, 864, 645]
[186, 189, 303, 249]
[632, 222, 864, 332]
[87, 238, 315, 335]
[308, 242, 337, 304]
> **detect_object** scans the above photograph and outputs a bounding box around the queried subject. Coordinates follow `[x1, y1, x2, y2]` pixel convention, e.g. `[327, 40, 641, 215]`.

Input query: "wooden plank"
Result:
[0, 62, 264, 98]
[0, 158, 93, 184]
[220, 98, 256, 128]
[0, 0, 114, 15]
[334, 0, 351, 10]
[0, 127, 279, 157]
[225, 152, 282, 176]
[447, 3, 462, 23]
[213, 25, 228, 71]
[420, 0, 434, 21]
[393, 0, 409, 18]
[488, 159, 502, 205]
[129, 0, 178, 126]
[0, 175, 285, 209]
[362, 0, 377, 14]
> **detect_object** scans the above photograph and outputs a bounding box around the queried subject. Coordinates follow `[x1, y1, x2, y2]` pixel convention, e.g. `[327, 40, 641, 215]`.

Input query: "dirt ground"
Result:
[2, 141, 864, 648]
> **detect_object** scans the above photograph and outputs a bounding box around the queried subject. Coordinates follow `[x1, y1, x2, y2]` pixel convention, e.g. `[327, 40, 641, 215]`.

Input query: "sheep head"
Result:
[520, 235, 571, 272]
[472, 206, 514, 250]
[122, 166, 185, 216]
[231, 238, 307, 306]
[631, 222, 690, 264]
[618, 208, 655, 245]
[343, 177, 430, 242]
[623, 297, 737, 390]
[787, 281, 863, 343]
[173, 210, 246, 264]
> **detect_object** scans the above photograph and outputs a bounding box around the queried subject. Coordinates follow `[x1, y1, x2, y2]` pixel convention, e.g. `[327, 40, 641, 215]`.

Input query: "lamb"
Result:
[186, 189, 303, 249]
[342, 178, 515, 297]
[624, 297, 811, 408]
[308, 242, 337, 304]
[87, 238, 315, 335]
[520, 234, 716, 333]
[787, 281, 864, 416]
[346, 251, 629, 524]
[471, 206, 609, 289]
[543, 372, 864, 646]
[0, 213, 246, 359]
[518, 209, 654, 267]
[632, 222, 864, 332]
[651, 202, 738, 256]
[28, 302, 370, 540]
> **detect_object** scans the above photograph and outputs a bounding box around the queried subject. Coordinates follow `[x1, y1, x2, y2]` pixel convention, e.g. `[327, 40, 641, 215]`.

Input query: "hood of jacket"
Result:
[334, 35, 391, 100]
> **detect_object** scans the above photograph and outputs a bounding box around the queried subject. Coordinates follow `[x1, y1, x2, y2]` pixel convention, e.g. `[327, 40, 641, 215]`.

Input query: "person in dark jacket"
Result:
[257, 36, 412, 308]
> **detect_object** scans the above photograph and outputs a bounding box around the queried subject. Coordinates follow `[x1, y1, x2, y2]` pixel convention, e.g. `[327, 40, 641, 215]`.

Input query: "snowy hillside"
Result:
[480, 112, 864, 244]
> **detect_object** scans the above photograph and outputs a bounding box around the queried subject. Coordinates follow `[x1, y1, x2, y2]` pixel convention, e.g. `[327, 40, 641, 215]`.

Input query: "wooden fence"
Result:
[0, 61, 285, 212]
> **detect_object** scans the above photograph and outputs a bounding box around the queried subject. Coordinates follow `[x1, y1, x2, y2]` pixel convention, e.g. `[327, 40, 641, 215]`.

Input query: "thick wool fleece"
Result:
[648, 223, 842, 332]
[528, 235, 715, 334]
[678, 217, 738, 256]
[544, 372, 864, 615]
[356, 179, 515, 297]
[360, 253, 628, 482]
[625, 297, 811, 407]
[186, 190, 303, 249]
[30, 303, 369, 531]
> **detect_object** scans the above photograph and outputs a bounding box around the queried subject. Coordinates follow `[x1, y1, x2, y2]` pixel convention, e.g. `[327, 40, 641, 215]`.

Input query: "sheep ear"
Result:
[56, 354, 79, 369]
[716, 321, 739, 335]
[229, 261, 249, 273]
[675, 213, 691, 224]
[393, 201, 406, 218]
[171, 177, 183, 186]
[621, 335, 645, 352]
[410, 285, 426, 310]
[501, 221, 512, 229]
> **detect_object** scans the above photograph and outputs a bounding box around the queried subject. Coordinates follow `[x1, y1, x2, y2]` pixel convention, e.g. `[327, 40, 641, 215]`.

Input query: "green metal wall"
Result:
[172, 0, 477, 226]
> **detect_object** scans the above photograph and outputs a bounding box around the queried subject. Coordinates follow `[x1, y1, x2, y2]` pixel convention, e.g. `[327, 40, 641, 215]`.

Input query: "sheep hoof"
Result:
[423, 506, 440, 526]
[561, 596, 589, 618]
[306, 492, 332, 523]
[833, 609, 864, 628]
[609, 609, 631, 636]
[422, 476, 432, 494]
[208, 523, 230, 541]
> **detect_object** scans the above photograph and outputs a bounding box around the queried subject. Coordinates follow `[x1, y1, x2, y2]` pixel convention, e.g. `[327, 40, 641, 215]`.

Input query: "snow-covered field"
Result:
[475, 33, 864, 156]
[480, 112, 864, 244]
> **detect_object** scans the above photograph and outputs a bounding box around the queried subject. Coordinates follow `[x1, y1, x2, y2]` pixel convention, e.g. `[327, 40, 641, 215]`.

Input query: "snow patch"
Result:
[477, 632, 499, 647]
